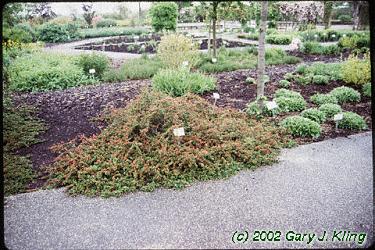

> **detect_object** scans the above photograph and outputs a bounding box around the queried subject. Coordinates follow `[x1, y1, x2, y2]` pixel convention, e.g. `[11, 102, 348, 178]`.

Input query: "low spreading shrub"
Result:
[76, 53, 110, 79]
[246, 97, 281, 118]
[302, 62, 343, 81]
[329, 86, 361, 104]
[312, 75, 329, 85]
[80, 27, 148, 39]
[283, 73, 294, 81]
[281, 116, 321, 138]
[310, 93, 338, 105]
[152, 68, 216, 97]
[318, 103, 342, 118]
[300, 42, 340, 55]
[338, 112, 367, 130]
[301, 108, 326, 124]
[8, 52, 97, 92]
[362, 83, 371, 97]
[296, 64, 307, 74]
[279, 79, 290, 88]
[266, 34, 292, 45]
[274, 89, 303, 99]
[157, 33, 199, 70]
[265, 48, 301, 65]
[295, 74, 312, 85]
[342, 53, 371, 85]
[275, 96, 307, 112]
[338, 34, 370, 50]
[46, 90, 290, 197]
[96, 19, 117, 28]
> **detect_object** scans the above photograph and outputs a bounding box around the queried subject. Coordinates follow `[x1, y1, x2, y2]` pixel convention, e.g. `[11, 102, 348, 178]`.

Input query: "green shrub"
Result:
[301, 108, 326, 124]
[329, 86, 361, 104]
[46, 90, 290, 197]
[312, 75, 329, 85]
[246, 97, 281, 118]
[275, 96, 307, 112]
[281, 116, 321, 138]
[338, 112, 367, 130]
[362, 82, 371, 97]
[303, 62, 343, 81]
[342, 53, 371, 85]
[279, 79, 290, 88]
[310, 93, 338, 105]
[301, 42, 340, 55]
[96, 19, 117, 28]
[275, 88, 303, 99]
[265, 48, 301, 65]
[152, 68, 216, 97]
[266, 34, 292, 45]
[103, 56, 163, 81]
[8, 52, 97, 92]
[80, 27, 148, 39]
[149, 2, 178, 32]
[338, 14, 352, 23]
[37, 23, 81, 43]
[157, 33, 199, 70]
[294, 75, 312, 85]
[296, 64, 307, 74]
[338, 34, 370, 50]
[284, 73, 294, 81]
[246, 77, 256, 84]
[76, 53, 110, 79]
[318, 103, 342, 118]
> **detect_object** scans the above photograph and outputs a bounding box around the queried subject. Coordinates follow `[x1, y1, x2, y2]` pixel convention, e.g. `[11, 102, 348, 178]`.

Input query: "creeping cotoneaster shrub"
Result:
[338, 112, 367, 130]
[362, 82, 371, 97]
[329, 86, 361, 104]
[281, 116, 321, 138]
[310, 93, 338, 105]
[157, 33, 199, 69]
[152, 68, 216, 97]
[318, 103, 342, 118]
[301, 108, 326, 124]
[47, 90, 290, 197]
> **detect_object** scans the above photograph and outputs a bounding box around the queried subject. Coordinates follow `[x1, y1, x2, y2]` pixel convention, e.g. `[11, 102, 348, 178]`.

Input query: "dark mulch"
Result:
[9, 53, 371, 191]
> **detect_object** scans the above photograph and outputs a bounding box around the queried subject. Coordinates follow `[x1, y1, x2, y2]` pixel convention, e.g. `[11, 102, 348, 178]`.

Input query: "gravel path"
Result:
[4, 132, 373, 249]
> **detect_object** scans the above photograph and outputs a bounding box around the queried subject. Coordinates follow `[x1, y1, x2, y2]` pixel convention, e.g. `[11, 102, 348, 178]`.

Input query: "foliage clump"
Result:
[77, 53, 110, 79]
[310, 93, 338, 105]
[362, 82, 371, 97]
[281, 116, 321, 138]
[47, 90, 290, 197]
[342, 53, 371, 86]
[301, 108, 326, 124]
[318, 103, 342, 118]
[149, 2, 178, 32]
[338, 112, 367, 130]
[329, 86, 361, 104]
[274, 89, 306, 112]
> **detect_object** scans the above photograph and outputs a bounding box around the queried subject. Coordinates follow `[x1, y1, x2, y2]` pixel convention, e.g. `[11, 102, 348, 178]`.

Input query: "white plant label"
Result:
[89, 68, 96, 74]
[212, 58, 217, 63]
[334, 113, 343, 121]
[213, 93, 220, 99]
[182, 61, 189, 67]
[266, 101, 278, 110]
[173, 127, 185, 137]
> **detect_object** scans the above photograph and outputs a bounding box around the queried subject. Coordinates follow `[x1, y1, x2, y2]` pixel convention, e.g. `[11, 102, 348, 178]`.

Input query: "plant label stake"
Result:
[213, 92, 220, 105]
[173, 127, 185, 145]
[265, 101, 278, 117]
[333, 113, 343, 131]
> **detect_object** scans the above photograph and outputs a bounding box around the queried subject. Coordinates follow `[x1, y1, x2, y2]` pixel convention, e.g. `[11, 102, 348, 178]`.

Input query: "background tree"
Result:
[256, 1, 268, 108]
[2, 3, 24, 27]
[323, 1, 333, 29]
[352, 1, 369, 30]
[25, 2, 56, 24]
[82, 3, 96, 28]
[149, 2, 178, 32]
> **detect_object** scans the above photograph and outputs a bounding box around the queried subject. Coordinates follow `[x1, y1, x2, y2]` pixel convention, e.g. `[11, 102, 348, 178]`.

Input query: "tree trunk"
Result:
[138, 2, 141, 23]
[323, 1, 333, 29]
[256, 1, 268, 108]
[208, 19, 212, 56]
[352, 1, 360, 30]
[212, 2, 218, 58]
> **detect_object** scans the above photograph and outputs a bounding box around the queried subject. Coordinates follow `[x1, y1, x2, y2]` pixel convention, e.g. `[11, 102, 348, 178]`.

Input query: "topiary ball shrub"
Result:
[47, 90, 290, 197]
[310, 93, 338, 105]
[281, 116, 321, 138]
[318, 103, 342, 118]
[362, 82, 371, 97]
[76, 53, 110, 79]
[329, 86, 361, 104]
[279, 79, 290, 88]
[312, 75, 329, 85]
[152, 68, 216, 97]
[338, 112, 367, 130]
[301, 108, 326, 124]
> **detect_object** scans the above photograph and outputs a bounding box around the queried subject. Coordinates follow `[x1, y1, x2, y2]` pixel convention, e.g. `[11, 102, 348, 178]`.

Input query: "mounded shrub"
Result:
[310, 93, 338, 105]
[275, 96, 307, 112]
[318, 103, 342, 118]
[312, 75, 329, 85]
[274, 88, 303, 99]
[96, 19, 117, 28]
[76, 53, 110, 79]
[279, 79, 290, 88]
[362, 82, 371, 97]
[284, 73, 294, 81]
[47, 90, 290, 197]
[342, 53, 371, 85]
[301, 108, 326, 124]
[152, 68, 216, 97]
[329, 86, 361, 104]
[266, 34, 292, 45]
[338, 112, 367, 130]
[281, 116, 321, 138]
[37, 23, 80, 43]
[302, 62, 343, 81]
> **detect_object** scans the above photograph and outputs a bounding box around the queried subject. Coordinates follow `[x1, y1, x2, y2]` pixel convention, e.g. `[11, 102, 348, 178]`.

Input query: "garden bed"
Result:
[75, 38, 250, 54]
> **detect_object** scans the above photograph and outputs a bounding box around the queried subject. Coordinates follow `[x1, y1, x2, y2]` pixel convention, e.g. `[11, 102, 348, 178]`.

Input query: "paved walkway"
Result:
[4, 132, 373, 249]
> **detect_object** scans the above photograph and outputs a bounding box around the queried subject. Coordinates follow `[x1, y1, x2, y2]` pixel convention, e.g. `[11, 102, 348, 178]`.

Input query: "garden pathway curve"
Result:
[4, 132, 373, 249]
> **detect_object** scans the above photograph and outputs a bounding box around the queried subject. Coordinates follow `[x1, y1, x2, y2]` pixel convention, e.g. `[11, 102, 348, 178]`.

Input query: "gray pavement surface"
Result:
[4, 132, 373, 249]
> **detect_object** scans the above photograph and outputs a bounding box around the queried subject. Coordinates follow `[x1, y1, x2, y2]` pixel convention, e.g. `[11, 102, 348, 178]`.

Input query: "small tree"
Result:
[82, 3, 96, 28]
[256, 1, 268, 108]
[149, 2, 178, 32]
